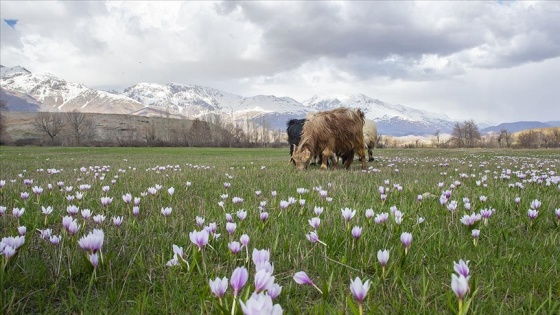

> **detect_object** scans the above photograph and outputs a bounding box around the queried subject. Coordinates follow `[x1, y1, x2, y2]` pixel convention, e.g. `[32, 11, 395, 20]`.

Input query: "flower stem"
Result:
[231, 297, 237, 315]
[84, 268, 96, 312]
[311, 282, 324, 295]
[458, 298, 463, 315]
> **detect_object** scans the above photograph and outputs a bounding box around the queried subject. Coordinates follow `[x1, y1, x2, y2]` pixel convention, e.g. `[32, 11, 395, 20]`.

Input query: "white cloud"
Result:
[1, 0, 559, 123]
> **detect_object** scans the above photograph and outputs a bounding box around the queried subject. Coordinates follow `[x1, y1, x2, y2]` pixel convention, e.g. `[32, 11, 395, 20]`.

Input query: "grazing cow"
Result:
[363, 119, 378, 162]
[286, 118, 332, 166]
[292, 108, 367, 171]
[286, 118, 306, 164]
[339, 119, 378, 164]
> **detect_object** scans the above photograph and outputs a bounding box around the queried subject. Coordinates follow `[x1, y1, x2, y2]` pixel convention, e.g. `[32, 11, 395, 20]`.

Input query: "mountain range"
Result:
[1, 65, 556, 136]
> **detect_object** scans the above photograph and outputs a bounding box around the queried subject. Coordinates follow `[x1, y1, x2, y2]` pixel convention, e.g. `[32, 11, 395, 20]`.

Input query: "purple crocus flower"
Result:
[226, 222, 237, 235]
[32, 186, 43, 195]
[351, 226, 362, 240]
[62, 215, 73, 230]
[314, 206, 324, 216]
[527, 209, 539, 223]
[453, 259, 470, 278]
[252, 248, 270, 266]
[78, 229, 104, 253]
[254, 269, 275, 293]
[293, 271, 314, 285]
[93, 214, 106, 224]
[89, 253, 99, 268]
[161, 207, 172, 217]
[374, 212, 389, 224]
[401, 232, 412, 254]
[240, 234, 250, 247]
[377, 249, 389, 267]
[209, 277, 228, 298]
[122, 193, 132, 204]
[239, 292, 283, 315]
[12, 207, 25, 218]
[267, 283, 282, 300]
[530, 199, 541, 210]
[260, 211, 269, 222]
[67, 205, 79, 216]
[42, 206, 53, 215]
[81, 209, 92, 220]
[451, 274, 469, 300]
[306, 231, 321, 244]
[237, 209, 247, 221]
[294, 271, 323, 294]
[350, 277, 371, 303]
[50, 235, 61, 246]
[68, 220, 80, 235]
[112, 216, 124, 227]
[100, 196, 113, 207]
[309, 217, 320, 230]
[279, 200, 290, 210]
[341, 208, 356, 222]
[229, 241, 242, 254]
[189, 229, 209, 251]
[230, 266, 249, 297]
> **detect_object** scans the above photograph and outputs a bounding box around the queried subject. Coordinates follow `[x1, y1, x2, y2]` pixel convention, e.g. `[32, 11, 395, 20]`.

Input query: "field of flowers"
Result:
[1, 146, 559, 314]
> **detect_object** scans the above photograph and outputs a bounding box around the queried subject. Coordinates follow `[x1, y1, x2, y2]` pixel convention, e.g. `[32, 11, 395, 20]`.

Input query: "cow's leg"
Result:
[343, 150, 355, 170]
[368, 147, 374, 162]
[357, 147, 367, 170]
[321, 149, 334, 170]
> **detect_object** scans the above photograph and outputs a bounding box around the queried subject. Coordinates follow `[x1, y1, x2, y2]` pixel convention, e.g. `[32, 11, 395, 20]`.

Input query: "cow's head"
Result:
[292, 146, 312, 170]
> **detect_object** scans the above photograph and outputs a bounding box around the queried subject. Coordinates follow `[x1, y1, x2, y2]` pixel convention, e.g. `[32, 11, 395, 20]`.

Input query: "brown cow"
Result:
[292, 107, 367, 171]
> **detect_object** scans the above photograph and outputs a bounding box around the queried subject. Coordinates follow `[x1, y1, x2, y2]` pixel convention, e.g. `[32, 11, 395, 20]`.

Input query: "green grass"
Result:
[0, 146, 559, 314]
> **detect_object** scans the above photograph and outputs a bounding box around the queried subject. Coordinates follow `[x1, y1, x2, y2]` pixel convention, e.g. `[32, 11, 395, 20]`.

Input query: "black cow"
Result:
[286, 119, 306, 164]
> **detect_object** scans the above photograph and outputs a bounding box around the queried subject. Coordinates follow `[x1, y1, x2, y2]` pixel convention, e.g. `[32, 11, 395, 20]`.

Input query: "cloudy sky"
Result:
[1, 1, 559, 123]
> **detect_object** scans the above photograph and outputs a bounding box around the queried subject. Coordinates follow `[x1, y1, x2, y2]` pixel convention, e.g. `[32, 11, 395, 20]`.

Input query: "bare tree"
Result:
[463, 120, 481, 148]
[116, 123, 141, 147]
[143, 121, 159, 146]
[189, 118, 212, 147]
[259, 116, 270, 147]
[451, 122, 465, 147]
[33, 112, 66, 145]
[517, 130, 540, 148]
[64, 110, 96, 146]
[432, 129, 441, 148]
[171, 121, 190, 146]
[550, 129, 560, 148]
[225, 121, 247, 146]
[497, 129, 513, 148]
[451, 120, 480, 148]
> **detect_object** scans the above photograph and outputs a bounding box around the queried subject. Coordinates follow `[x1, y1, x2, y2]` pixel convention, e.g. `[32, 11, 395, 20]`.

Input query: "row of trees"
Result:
[1, 99, 558, 148]
[32, 110, 96, 146]
[113, 114, 285, 148]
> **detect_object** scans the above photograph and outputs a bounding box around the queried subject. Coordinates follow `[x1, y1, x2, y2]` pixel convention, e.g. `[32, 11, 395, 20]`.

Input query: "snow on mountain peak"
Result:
[1, 65, 463, 135]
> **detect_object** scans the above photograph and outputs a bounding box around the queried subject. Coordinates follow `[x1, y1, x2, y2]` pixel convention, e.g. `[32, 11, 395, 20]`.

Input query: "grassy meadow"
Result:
[0, 146, 559, 314]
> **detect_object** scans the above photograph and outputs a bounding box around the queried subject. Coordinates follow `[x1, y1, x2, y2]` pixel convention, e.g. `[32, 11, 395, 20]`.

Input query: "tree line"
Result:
[1, 99, 558, 148]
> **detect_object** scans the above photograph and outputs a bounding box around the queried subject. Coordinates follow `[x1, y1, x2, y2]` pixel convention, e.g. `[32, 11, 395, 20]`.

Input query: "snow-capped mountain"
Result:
[1, 65, 145, 115]
[303, 94, 456, 136]
[123, 82, 308, 129]
[1, 64, 466, 135]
